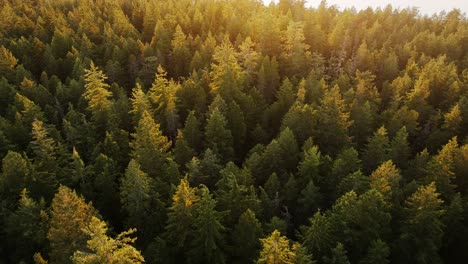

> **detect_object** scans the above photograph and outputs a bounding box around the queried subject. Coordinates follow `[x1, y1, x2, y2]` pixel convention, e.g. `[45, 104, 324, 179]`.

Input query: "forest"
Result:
[0, 0, 467, 263]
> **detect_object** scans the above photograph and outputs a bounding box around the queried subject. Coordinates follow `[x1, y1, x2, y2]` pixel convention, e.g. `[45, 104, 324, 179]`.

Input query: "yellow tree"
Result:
[83, 62, 112, 120]
[48, 186, 97, 263]
[257, 230, 295, 264]
[72, 217, 144, 264]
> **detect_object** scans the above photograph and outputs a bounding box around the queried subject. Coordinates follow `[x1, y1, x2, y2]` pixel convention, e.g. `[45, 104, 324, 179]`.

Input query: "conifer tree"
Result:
[188, 185, 226, 264]
[173, 130, 196, 169]
[257, 230, 295, 264]
[83, 62, 112, 120]
[205, 108, 233, 162]
[323, 243, 351, 264]
[1, 151, 30, 198]
[398, 183, 445, 263]
[72, 217, 144, 264]
[389, 126, 411, 169]
[362, 126, 390, 173]
[120, 160, 151, 230]
[6, 189, 48, 263]
[183, 111, 203, 152]
[129, 83, 151, 124]
[370, 160, 401, 199]
[29, 119, 58, 199]
[232, 209, 263, 263]
[165, 177, 198, 255]
[130, 110, 171, 177]
[48, 186, 97, 263]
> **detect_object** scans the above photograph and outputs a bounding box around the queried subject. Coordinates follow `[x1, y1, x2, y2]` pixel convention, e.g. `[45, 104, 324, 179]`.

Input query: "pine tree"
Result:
[120, 160, 151, 230]
[359, 240, 390, 264]
[6, 189, 48, 263]
[362, 126, 390, 173]
[293, 243, 317, 264]
[67, 147, 85, 187]
[226, 101, 246, 159]
[398, 183, 445, 263]
[72, 216, 144, 263]
[370, 160, 401, 199]
[300, 211, 333, 258]
[323, 243, 350, 264]
[281, 21, 311, 77]
[29, 119, 58, 200]
[215, 163, 259, 225]
[83, 62, 112, 119]
[188, 185, 226, 264]
[209, 38, 245, 100]
[148, 66, 180, 139]
[426, 137, 458, 199]
[331, 147, 362, 195]
[48, 186, 97, 263]
[389, 126, 411, 169]
[315, 85, 351, 155]
[237, 37, 259, 84]
[232, 209, 263, 263]
[165, 177, 198, 255]
[183, 111, 203, 152]
[298, 180, 322, 218]
[298, 144, 321, 185]
[129, 83, 151, 124]
[130, 110, 171, 177]
[205, 108, 233, 162]
[170, 25, 190, 77]
[257, 230, 295, 264]
[174, 130, 196, 170]
[1, 151, 30, 198]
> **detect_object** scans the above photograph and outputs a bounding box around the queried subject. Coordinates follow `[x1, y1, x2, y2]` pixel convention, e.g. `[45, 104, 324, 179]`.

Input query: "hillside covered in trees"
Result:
[0, 0, 467, 263]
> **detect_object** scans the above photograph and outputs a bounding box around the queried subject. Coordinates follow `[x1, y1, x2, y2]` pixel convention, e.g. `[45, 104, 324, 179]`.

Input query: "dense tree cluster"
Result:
[0, 0, 467, 263]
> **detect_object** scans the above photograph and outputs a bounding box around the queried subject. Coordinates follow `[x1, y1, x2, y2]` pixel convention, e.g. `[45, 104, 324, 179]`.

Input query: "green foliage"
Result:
[232, 209, 263, 263]
[398, 182, 445, 263]
[130, 110, 171, 177]
[204, 108, 234, 162]
[188, 186, 226, 264]
[0, 1, 467, 263]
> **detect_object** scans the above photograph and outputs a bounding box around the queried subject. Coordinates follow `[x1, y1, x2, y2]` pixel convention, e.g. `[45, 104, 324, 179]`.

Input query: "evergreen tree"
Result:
[29, 119, 58, 200]
[183, 111, 203, 152]
[48, 186, 97, 263]
[204, 108, 233, 162]
[398, 183, 445, 263]
[257, 230, 295, 264]
[188, 186, 226, 264]
[165, 177, 198, 258]
[369, 160, 401, 199]
[232, 209, 263, 263]
[130, 110, 171, 177]
[315, 85, 351, 155]
[83, 62, 112, 120]
[6, 189, 48, 263]
[359, 240, 390, 264]
[174, 130, 196, 170]
[72, 217, 144, 264]
[120, 160, 151, 231]
[323, 243, 351, 264]
[1, 151, 30, 198]
[148, 66, 180, 139]
[389, 126, 411, 169]
[129, 83, 151, 124]
[209, 38, 245, 100]
[362, 126, 390, 174]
